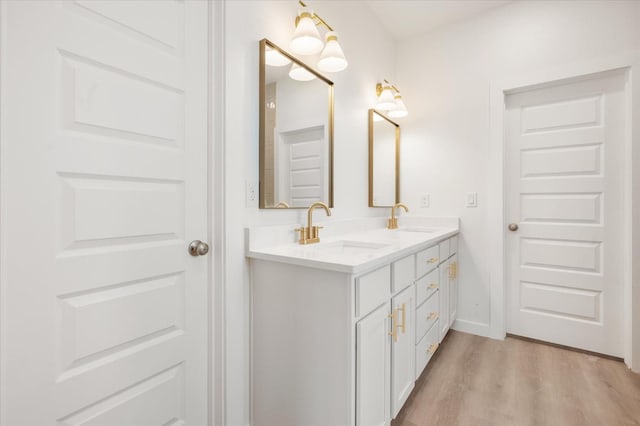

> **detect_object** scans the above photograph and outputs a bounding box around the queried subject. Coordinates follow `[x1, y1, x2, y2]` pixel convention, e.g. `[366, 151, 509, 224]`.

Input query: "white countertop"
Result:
[246, 217, 459, 275]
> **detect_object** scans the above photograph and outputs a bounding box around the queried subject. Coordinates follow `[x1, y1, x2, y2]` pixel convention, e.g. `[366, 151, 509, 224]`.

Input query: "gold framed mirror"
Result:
[259, 39, 334, 209]
[369, 109, 400, 207]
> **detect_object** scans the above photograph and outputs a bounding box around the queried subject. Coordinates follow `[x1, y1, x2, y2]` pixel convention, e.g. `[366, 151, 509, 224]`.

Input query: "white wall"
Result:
[396, 1, 640, 334]
[223, 2, 396, 424]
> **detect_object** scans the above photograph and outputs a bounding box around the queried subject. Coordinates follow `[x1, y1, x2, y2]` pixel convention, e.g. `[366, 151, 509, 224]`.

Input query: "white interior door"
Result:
[505, 70, 626, 357]
[278, 126, 325, 207]
[1, 1, 209, 424]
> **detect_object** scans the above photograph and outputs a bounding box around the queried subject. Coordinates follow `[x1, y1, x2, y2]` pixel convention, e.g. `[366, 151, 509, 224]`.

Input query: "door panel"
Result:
[520, 144, 601, 178]
[356, 303, 390, 426]
[2, 1, 208, 424]
[521, 193, 601, 223]
[278, 126, 325, 207]
[449, 254, 458, 326]
[506, 71, 626, 356]
[520, 238, 601, 272]
[439, 262, 450, 342]
[519, 282, 600, 321]
[391, 285, 415, 419]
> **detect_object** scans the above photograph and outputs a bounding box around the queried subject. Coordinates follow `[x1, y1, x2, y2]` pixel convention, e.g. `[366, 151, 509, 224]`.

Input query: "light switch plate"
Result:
[420, 193, 430, 208]
[466, 192, 478, 208]
[246, 181, 257, 207]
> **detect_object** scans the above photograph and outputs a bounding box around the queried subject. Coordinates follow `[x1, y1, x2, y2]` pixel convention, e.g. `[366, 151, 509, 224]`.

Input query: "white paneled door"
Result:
[278, 126, 326, 208]
[506, 71, 627, 357]
[2, 1, 209, 424]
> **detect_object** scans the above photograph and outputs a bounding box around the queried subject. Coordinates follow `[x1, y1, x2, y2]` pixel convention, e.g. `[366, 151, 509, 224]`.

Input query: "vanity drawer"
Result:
[355, 265, 391, 317]
[450, 235, 458, 256]
[416, 245, 439, 278]
[392, 254, 415, 293]
[439, 239, 450, 262]
[416, 291, 439, 344]
[415, 319, 440, 380]
[415, 268, 439, 306]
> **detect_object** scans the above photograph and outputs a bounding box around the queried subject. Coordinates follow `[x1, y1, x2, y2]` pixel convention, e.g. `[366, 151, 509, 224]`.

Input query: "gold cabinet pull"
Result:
[428, 283, 438, 290]
[428, 343, 439, 354]
[388, 311, 398, 342]
[397, 303, 406, 334]
[427, 257, 439, 264]
[448, 262, 458, 279]
[427, 312, 438, 321]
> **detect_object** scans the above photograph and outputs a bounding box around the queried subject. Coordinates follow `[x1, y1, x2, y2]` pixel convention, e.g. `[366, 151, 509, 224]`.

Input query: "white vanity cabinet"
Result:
[356, 302, 390, 426]
[414, 235, 459, 380]
[438, 236, 458, 342]
[249, 224, 459, 426]
[439, 258, 451, 341]
[414, 249, 440, 380]
[449, 253, 459, 327]
[390, 284, 415, 417]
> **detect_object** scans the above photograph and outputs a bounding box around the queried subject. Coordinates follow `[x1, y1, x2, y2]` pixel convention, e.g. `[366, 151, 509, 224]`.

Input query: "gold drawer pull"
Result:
[427, 312, 438, 320]
[388, 311, 397, 342]
[427, 257, 439, 264]
[428, 343, 439, 354]
[397, 303, 406, 334]
[428, 283, 438, 290]
[448, 261, 458, 279]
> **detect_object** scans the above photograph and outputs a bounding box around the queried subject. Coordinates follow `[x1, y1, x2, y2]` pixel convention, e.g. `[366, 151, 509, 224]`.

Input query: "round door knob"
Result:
[508, 223, 519, 232]
[188, 240, 209, 256]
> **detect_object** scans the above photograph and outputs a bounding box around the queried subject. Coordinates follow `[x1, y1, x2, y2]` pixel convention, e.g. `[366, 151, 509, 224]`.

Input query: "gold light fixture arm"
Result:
[376, 79, 402, 97]
[298, 0, 334, 31]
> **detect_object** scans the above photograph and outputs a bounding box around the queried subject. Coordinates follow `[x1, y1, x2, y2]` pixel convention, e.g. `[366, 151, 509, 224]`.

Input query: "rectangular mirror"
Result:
[369, 109, 400, 207]
[259, 39, 334, 209]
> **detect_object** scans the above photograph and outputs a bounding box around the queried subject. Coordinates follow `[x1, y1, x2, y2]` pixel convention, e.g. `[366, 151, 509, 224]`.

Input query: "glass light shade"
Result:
[317, 31, 348, 73]
[388, 95, 408, 118]
[289, 63, 317, 82]
[376, 85, 396, 111]
[265, 46, 291, 67]
[290, 10, 323, 55]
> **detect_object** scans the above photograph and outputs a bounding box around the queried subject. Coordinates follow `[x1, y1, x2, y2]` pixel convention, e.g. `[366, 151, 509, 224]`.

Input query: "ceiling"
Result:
[366, 0, 513, 41]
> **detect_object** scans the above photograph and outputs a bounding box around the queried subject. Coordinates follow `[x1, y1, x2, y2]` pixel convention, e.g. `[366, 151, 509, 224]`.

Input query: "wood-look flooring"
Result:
[392, 331, 640, 426]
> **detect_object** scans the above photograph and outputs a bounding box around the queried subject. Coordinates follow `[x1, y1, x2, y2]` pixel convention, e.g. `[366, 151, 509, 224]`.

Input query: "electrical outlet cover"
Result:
[420, 193, 430, 208]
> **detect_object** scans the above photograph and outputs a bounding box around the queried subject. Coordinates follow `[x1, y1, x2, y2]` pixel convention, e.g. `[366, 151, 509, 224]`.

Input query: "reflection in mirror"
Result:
[369, 109, 400, 207]
[259, 39, 334, 209]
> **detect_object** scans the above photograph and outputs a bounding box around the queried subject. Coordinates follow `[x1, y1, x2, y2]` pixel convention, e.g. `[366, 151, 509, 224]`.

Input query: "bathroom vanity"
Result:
[247, 217, 458, 426]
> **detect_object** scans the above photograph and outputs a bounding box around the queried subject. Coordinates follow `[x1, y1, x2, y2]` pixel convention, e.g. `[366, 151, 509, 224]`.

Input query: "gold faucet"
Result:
[295, 201, 331, 244]
[388, 202, 408, 229]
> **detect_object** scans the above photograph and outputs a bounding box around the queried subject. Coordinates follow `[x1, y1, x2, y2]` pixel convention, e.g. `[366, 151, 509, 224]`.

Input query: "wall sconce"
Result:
[289, 62, 317, 81]
[290, 1, 348, 73]
[375, 80, 408, 118]
[265, 45, 292, 67]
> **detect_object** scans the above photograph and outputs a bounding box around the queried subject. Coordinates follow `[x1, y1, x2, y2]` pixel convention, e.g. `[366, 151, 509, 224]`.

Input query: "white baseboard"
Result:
[451, 319, 495, 339]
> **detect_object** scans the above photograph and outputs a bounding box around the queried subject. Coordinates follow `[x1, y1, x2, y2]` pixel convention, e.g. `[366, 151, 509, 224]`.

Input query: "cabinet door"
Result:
[439, 261, 450, 342]
[391, 285, 415, 418]
[356, 302, 390, 426]
[449, 254, 458, 327]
